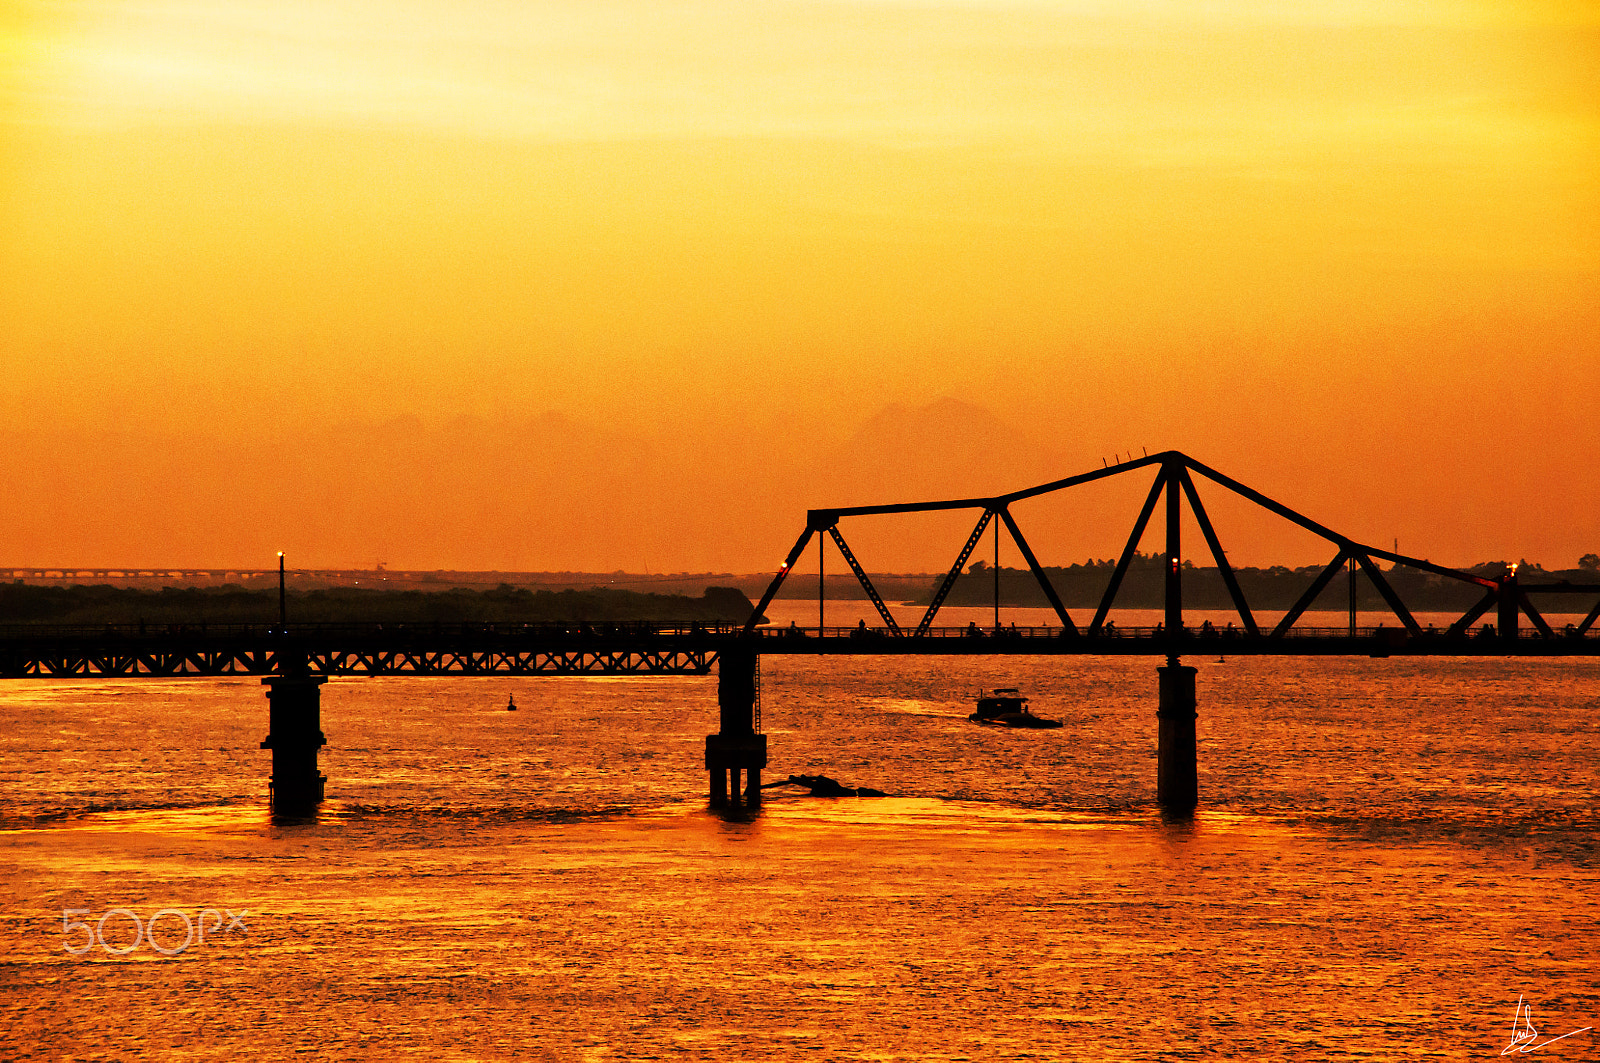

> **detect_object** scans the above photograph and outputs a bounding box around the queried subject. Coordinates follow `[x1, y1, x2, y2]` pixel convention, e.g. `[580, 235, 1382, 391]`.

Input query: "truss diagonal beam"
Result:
[1178, 467, 1258, 636]
[1355, 553, 1421, 635]
[1271, 550, 1348, 638]
[743, 527, 817, 636]
[1580, 597, 1600, 637]
[828, 526, 902, 635]
[916, 510, 995, 636]
[1182, 456, 1347, 546]
[1447, 589, 1498, 638]
[1089, 468, 1168, 635]
[1518, 593, 1554, 639]
[998, 507, 1076, 634]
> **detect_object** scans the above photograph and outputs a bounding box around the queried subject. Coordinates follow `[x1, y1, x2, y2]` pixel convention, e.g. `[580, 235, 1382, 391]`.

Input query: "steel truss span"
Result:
[0, 628, 723, 679]
[745, 449, 1600, 649]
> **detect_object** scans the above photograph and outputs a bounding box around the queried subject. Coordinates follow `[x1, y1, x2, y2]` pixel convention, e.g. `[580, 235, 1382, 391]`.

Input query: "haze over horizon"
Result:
[3, 1, 1596, 573]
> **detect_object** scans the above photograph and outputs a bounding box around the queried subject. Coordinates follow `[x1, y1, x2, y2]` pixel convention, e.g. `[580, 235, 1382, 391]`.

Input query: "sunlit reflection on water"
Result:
[1, 653, 1596, 1059]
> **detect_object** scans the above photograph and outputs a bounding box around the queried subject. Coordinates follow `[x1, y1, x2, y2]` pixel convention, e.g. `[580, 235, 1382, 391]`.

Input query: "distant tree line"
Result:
[923, 553, 1600, 611]
[0, 582, 757, 627]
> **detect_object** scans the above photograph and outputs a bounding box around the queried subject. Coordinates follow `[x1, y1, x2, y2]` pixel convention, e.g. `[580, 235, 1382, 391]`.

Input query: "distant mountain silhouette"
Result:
[820, 396, 1071, 506]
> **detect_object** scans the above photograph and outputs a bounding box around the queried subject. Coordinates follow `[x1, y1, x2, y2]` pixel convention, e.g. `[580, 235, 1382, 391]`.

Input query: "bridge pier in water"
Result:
[260, 673, 327, 815]
[705, 645, 767, 810]
[1157, 660, 1198, 811]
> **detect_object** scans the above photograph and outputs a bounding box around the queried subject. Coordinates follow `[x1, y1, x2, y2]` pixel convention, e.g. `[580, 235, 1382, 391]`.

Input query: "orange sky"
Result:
[2, 1, 1596, 573]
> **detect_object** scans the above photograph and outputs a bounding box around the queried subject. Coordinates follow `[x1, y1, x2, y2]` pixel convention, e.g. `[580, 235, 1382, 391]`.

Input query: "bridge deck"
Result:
[0, 622, 1594, 678]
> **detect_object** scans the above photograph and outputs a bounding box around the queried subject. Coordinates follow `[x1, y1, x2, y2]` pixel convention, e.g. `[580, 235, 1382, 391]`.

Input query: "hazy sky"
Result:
[2, 1, 1596, 572]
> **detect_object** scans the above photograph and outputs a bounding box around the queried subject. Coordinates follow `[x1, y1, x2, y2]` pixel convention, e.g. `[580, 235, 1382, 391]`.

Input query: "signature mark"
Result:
[1503, 994, 1592, 1055]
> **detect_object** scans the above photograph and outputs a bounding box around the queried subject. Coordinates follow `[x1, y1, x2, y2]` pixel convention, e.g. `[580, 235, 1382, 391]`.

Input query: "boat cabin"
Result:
[973, 688, 1029, 720]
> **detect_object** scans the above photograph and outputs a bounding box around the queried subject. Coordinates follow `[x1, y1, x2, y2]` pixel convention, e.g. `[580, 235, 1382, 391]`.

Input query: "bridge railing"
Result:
[0, 620, 754, 641]
[749, 624, 1596, 643]
[3, 618, 1593, 643]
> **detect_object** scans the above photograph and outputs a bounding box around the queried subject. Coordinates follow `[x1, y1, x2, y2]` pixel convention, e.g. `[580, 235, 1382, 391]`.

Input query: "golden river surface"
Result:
[2, 605, 1596, 1060]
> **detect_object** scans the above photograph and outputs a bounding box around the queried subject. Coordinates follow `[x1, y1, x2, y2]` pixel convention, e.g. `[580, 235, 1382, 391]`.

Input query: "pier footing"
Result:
[261, 674, 327, 815]
[705, 734, 768, 809]
[1157, 662, 1197, 811]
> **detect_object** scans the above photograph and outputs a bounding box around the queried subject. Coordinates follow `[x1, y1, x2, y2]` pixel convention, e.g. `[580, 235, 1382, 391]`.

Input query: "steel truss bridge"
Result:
[746, 450, 1600, 653]
[4, 449, 1594, 814]
[2, 450, 1598, 679]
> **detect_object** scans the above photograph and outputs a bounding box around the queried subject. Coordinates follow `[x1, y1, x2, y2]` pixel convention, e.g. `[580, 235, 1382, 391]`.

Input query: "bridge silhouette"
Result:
[3, 451, 1595, 816]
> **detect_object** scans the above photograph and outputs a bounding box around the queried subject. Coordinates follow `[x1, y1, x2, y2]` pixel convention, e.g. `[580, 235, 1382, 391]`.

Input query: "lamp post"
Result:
[278, 552, 286, 630]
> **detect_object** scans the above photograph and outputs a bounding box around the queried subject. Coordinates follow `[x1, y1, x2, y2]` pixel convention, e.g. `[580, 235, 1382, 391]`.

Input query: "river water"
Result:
[2, 604, 1597, 1060]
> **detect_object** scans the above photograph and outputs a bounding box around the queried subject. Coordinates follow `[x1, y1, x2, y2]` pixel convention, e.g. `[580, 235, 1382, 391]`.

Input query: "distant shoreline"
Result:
[6, 560, 1596, 615]
[0, 583, 759, 627]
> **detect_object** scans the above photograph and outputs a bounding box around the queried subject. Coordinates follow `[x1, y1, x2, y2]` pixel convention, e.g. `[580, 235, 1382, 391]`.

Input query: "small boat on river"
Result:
[969, 688, 1061, 729]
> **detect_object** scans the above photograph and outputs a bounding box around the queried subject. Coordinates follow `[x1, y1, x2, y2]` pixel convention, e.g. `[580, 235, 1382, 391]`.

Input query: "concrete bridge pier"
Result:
[1157, 659, 1198, 811]
[705, 645, 767, 809]
[261, 673, 327, 815]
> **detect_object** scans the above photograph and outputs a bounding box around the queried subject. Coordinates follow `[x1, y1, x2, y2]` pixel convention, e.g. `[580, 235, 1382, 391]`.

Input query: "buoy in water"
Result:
[506, 694, 517, 712]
